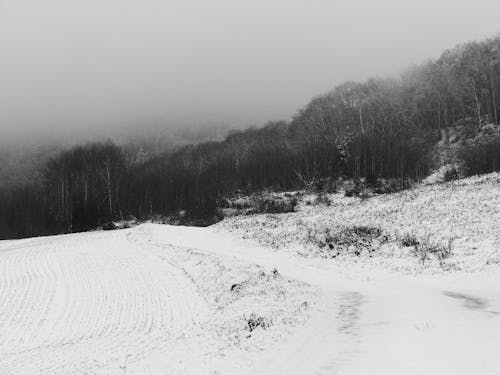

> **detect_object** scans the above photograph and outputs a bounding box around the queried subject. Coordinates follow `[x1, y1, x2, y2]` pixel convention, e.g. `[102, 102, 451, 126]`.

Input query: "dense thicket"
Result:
[2, 35, 500, 239]
[459, 135, 500, 176]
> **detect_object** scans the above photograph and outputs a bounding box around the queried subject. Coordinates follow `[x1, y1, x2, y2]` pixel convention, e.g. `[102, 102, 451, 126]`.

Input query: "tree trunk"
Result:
[106, 163, 112, 217]
[359, 106, 365, 134]
[492, 70, 498, 124]
[472, 80, 481, 127]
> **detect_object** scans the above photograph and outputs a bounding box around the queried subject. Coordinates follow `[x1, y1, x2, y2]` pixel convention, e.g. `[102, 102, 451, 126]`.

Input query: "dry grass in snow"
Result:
[215, 173, 500, 274]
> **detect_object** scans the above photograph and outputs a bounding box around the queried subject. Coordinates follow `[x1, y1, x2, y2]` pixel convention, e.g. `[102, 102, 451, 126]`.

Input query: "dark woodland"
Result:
[2, 36, 500, 239]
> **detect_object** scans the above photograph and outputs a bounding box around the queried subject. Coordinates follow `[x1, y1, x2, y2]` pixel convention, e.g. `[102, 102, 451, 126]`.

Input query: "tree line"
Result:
[2, 35, 500, 239]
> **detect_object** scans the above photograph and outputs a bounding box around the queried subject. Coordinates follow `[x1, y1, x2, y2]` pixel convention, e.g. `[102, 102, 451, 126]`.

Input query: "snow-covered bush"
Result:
[223, 192, 299, 216]
[253, 195, 298, 214]
[305, 225, 385, 258]
[443, 166, 460, 182]
[409, 236, 454, 266]
[423, 164, 464, 185]
[314, 193, 331, 206]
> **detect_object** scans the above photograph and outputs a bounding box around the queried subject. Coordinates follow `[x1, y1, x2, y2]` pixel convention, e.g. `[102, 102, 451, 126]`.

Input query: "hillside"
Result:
[3, 34, 500, 239]
[216, 172, 500, 274]
[2, 175, 500, 374]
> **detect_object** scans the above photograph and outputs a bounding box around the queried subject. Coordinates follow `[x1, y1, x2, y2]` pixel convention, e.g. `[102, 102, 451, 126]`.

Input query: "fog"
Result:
[0, 0, 499, 144]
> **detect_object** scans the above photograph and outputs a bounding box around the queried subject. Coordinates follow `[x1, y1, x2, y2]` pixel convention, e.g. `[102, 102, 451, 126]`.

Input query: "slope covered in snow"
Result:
[2, 174, 500, 374]
[0, 225, 318, 374]
[216, 172, 500, 274]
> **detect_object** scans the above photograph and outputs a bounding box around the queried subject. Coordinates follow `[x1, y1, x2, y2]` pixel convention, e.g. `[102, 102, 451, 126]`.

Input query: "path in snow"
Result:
[146, 224, 500, 375]
[1, 224, 500, 374]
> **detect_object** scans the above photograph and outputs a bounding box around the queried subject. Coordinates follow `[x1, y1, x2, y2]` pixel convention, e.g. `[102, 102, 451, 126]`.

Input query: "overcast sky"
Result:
[1, 0, 499, 143]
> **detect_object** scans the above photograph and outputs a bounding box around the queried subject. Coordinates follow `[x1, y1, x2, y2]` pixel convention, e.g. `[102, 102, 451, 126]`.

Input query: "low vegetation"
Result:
[398, 233, 454, 266]
[221, 192, 299, 217]
[306, 225, 385, 258]
[216, 172, 500, 272]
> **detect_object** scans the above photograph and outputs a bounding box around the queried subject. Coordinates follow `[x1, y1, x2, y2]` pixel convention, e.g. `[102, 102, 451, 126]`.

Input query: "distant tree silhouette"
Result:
[2, 35, 500, 238]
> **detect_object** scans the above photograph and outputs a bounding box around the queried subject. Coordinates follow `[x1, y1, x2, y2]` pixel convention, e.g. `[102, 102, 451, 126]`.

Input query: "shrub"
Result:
[459, 135, 500, 176]
[252, 195, 298, 214]
[344, 181, 361, 197]
[410, 236, 453, 266]
[365, 174, 379, 188]
[245, 313, 269, 332]
[314, 194, 331, 206]
[399, 233, 420, 247]
[101, 222, 117, 231]
[316, 177, 339, 193]
[218, 198, 231, 208]
[344, 178, 406, 198]
[443, 166, 460, 182]
[308, 225, 384, 258]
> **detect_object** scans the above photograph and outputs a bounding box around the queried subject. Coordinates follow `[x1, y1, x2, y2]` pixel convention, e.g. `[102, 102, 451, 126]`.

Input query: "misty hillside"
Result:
[4, 2, 500, 374]
[2, 34, 500, 239]
[0, 123, 233, 188]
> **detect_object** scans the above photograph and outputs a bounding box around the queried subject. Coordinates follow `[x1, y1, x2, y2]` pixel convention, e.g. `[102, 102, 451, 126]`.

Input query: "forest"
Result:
[2, 35, 500, 239]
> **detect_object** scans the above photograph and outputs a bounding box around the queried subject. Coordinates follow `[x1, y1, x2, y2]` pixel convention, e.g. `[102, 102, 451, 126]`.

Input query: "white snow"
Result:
[0, 225, 318, 374]
[215, 172, 500, 274]
[2, 174, 500, 374]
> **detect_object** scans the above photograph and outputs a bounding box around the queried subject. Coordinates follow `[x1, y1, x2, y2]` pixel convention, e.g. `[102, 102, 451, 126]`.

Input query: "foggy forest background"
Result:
[2, 35, 500, 239]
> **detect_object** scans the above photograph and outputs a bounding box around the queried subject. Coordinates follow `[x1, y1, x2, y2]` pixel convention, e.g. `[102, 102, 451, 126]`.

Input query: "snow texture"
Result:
[216, 172, 500, 274]
[2, 173, 500, 374]
[0, 225, 317, 374]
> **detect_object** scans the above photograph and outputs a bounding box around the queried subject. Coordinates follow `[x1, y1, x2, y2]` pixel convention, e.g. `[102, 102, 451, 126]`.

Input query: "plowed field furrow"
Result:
[0, 229, 210, 374]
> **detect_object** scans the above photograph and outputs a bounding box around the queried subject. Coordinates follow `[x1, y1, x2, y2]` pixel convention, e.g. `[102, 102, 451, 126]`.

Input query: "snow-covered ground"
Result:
[1, 173, 500, 374]
[216, 172, 500, 274]
[0, 225, 318, 374]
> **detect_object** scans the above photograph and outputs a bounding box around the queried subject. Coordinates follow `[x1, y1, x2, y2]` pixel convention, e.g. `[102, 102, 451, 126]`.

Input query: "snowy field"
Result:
[0, 225, 317, 374]
[2, 174, 500, 374]
[216, 172, 500, 273]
